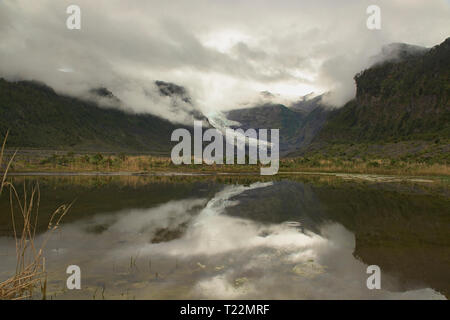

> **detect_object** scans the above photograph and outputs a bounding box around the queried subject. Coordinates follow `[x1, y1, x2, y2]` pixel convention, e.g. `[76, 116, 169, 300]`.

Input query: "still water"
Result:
[0, 174, 449, 299]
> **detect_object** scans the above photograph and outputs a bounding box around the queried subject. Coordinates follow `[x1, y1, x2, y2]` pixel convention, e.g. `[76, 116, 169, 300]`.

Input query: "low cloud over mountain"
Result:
[0, 0, 449, 123]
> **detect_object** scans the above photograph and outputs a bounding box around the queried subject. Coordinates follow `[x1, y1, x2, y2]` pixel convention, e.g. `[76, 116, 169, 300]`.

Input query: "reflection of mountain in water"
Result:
[311, 184, 450, 298]
[226, 179, 450, 298]
[224, 180, 326, 234]
[0, 176, 447, 299]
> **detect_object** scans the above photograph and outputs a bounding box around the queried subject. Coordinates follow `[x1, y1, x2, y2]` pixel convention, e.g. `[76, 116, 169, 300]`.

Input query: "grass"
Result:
[280, 157, 450, 176]
[5, 151, 450, 177]
[0, 133, 71, 300]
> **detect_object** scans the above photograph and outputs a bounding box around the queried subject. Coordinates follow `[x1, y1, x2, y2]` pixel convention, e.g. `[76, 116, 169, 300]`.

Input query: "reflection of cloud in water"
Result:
[110, 182, 444, 299]
[107, 199, 207, 235]
[0, 182, 444, 299]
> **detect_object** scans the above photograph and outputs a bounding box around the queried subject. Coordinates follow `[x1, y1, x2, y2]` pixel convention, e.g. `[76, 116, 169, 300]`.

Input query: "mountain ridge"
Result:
[1, 38, 448, 160]
[0, 78, 181, 153]
[316, 37, 449, 144]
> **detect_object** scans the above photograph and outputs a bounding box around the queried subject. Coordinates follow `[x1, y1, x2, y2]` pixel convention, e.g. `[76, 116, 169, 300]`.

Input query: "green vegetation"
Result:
[5, 149, 449, 177]
[0, 79, 178, 153]
[1, 39, 449, 178]
[315, 38, 450, 145]
[228, 104, 305, 138]
[227, 103, 309, 154]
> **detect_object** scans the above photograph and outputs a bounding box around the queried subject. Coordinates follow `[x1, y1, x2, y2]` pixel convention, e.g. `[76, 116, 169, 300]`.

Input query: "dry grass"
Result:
[0, 133, 71, 300]
[6, 151, 450, 177]
[280, 158, 450, 176]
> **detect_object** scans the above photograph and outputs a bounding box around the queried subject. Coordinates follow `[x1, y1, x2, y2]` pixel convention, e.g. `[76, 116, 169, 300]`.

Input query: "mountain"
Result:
[225, 95, 331, 155]
[155, 80, 191, 103]
[295, 37, 450, 157]
[226, 103, 306, 155]
[287, 94, 331, 150]
[369, 43, 429, 66]
[287, 105, 331, 151]
[2, 37, 448, 159]
[290, 94, 325, 115]
[154, 80, 205, 122]
[227, 104, 304, 136]
[0, 79, 182, 153]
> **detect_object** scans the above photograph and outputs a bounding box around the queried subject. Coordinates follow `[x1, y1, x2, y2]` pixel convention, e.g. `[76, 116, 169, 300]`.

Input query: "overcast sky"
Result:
[0, 0, 449, 123]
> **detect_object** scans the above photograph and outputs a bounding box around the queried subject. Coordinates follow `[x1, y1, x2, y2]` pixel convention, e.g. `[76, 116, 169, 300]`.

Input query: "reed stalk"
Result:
[0, 133, 71, 300]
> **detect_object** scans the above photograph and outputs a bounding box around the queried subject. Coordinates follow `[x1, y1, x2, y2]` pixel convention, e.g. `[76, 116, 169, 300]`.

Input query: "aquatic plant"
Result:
[0, 133, 71, 300]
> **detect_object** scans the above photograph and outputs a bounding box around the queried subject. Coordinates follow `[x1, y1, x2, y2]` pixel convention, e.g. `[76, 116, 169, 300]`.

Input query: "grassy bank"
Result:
[5, 151, 450, 177]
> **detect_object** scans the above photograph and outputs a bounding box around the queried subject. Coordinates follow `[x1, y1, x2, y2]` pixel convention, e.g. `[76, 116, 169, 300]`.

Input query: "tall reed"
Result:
[0, 132, 71, 300]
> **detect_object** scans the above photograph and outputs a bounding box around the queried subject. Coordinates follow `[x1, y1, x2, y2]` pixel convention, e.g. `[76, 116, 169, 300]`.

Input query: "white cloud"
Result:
[0, 0, 448, 121]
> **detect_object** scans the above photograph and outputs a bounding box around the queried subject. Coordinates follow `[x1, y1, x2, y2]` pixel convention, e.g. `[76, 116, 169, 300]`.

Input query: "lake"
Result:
[0, 174, 448, 299]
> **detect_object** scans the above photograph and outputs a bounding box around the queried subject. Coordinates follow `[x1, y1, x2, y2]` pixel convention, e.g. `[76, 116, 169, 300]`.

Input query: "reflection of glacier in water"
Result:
[196, 182, 274, 218]
[109, 182, 445, 299]
[0, 181, 445, 299]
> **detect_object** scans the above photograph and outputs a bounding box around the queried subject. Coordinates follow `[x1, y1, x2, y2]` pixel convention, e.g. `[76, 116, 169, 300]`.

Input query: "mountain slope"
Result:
[226, 103, 306, 154]
[226, 95, 331, 155]
[369, 42, 429, 66]
[317, 38, 449, 144]
[287, 105, 331, 151]
[0, 79, 180, 153]
[290, 94, 325, 115]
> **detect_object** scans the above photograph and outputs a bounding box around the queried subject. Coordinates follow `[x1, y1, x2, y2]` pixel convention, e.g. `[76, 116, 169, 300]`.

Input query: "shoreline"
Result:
[5, 170, 445, 183]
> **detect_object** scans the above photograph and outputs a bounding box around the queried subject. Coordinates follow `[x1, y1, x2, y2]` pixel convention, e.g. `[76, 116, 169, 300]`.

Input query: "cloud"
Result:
[7, 181, 442, 299]
[0, 0, 449, 120]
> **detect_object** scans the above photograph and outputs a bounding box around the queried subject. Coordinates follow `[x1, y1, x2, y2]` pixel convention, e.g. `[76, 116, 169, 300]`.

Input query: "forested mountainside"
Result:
[1, 38, 448, 159]
[226, 96, 330, 155]
[226, 104, 305, 154]
[316, 37, 449, 144]
[290, 37, 449, 160]
[0, 79, 179, 153]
